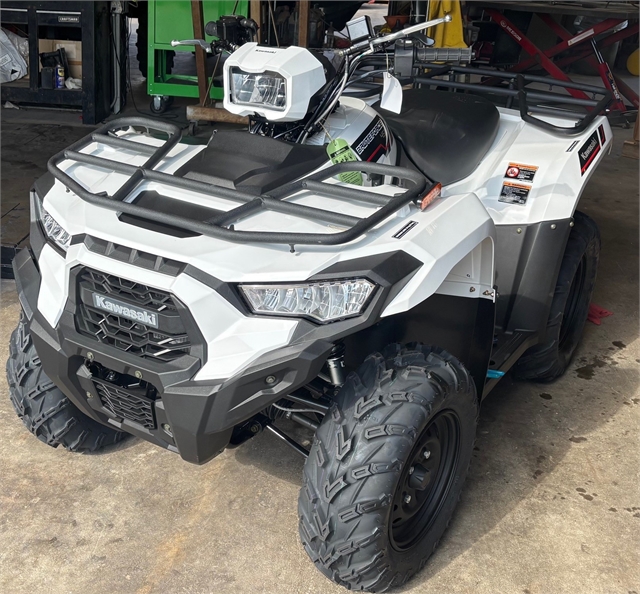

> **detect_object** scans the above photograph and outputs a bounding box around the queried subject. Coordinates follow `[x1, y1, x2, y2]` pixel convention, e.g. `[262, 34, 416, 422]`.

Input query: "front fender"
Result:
[382, 192, 496, 317]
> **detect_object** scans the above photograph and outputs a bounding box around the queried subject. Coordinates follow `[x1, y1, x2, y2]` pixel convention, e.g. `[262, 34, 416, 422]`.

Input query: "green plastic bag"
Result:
[326, 138, 363, 186]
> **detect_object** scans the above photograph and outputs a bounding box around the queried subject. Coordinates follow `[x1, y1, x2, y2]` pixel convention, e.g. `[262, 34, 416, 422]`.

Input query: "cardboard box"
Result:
[38, 39, 82, 79]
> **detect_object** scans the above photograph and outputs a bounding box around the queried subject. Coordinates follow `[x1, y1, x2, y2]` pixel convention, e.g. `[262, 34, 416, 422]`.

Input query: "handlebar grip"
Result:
[240, 18, 259, 32]
[415, 47, 474, 64]
[204, 21, 217, 37]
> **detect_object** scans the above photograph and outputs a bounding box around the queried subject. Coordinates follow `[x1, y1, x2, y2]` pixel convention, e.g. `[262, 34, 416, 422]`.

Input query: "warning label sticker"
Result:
[504, 162, 538, 182]
[499, 182, 530, 205]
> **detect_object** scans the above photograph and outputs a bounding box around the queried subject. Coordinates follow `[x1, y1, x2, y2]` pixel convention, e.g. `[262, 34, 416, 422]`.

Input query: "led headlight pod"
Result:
[240, 279, 375, 323]
[42, 207, 72, 251]
[230, 68, 287, 111]
[32, 189, 71, 252]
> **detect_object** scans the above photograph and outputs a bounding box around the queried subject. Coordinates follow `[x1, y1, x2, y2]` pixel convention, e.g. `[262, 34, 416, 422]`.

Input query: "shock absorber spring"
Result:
[325, 343, 346, 387]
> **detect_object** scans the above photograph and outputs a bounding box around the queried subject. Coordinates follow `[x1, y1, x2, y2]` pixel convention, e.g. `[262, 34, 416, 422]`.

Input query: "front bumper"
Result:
[13, 248, 333, 464]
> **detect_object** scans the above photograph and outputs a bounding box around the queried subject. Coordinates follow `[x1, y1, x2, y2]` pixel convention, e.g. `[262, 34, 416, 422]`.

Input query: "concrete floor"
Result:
[1, 119, 639, 592]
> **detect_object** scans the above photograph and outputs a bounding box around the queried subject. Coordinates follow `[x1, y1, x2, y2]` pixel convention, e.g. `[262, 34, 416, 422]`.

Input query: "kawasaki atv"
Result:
[7, 13, 611, 592]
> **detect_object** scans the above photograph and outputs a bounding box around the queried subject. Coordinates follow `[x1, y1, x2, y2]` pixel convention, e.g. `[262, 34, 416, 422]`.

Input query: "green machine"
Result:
[145, 0, 248, 113]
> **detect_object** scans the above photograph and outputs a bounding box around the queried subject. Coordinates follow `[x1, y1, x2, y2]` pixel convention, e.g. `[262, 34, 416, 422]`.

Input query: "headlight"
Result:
[41, 207, 71, 251]
[42, 208, 72, 251]
[240, 279, 375, 323]
[230, 68, 286, 111]
[32, 189, 72, 252]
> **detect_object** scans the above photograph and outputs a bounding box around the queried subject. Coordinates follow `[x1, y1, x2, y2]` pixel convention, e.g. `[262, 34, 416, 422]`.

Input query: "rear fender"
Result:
[494, 218, 572, 335]
[445, 112, 613, 226]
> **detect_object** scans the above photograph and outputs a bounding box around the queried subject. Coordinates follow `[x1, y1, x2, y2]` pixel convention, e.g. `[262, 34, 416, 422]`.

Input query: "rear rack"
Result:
[47, 117, 428, 249]
[415, 65, 612, 136]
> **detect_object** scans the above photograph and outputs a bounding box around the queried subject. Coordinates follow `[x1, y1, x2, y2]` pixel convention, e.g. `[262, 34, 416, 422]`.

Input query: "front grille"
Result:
[94, 379, 156, 429]
[76, 268, 191, 362]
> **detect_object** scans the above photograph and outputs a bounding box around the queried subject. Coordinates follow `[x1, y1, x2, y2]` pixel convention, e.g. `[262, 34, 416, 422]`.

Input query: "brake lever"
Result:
[340, 13, 451, 56]
[170, 39, 212, 53]
[372, 13, 451, 46]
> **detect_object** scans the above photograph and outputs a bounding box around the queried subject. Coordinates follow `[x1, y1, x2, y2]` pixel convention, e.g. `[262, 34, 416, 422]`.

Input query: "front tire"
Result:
[6, 314, 126, 453]
[298, 344, 478, 592]
[514, 211, 600, 382]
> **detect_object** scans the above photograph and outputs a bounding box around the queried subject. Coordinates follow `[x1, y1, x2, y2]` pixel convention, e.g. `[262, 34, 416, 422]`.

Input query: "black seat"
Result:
[175, 130, 328, 195]
[378, 89, 500, 185]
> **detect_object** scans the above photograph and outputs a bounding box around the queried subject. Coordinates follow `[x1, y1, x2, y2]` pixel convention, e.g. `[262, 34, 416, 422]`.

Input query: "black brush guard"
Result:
[47, 118, 428, 249]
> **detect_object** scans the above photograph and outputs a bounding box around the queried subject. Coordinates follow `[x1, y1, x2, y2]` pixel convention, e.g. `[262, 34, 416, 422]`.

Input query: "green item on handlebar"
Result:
[326, 138, 363, 186]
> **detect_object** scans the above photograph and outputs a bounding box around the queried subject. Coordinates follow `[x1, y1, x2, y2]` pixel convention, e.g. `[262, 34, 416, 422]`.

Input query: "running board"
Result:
[483, 331, 537, 398]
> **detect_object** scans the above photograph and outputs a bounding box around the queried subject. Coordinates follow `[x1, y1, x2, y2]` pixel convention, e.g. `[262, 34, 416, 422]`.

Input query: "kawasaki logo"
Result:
[579, 137, 598, 161]
[91, 293, 158, 328]
[578, 131, 601, 176]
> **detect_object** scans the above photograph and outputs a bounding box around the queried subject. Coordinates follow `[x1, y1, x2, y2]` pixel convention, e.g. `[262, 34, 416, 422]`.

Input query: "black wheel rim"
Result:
[559, 255, 587, 350]
[389, 410, 461, 551]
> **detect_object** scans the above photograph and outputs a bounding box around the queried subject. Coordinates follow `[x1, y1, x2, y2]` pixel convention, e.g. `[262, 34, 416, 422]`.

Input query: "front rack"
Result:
[47, 117, 428, 249]
[415, 65, 612, 136]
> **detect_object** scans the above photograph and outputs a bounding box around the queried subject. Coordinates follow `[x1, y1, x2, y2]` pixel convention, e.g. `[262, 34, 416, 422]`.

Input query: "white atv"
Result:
[7, 13, 611, 592]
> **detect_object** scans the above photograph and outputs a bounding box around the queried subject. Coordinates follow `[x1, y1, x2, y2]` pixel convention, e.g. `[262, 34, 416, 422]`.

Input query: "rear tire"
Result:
[6, 314, 126, 453]
[514, 211, 600, 382]
[298, 344, 478, 592]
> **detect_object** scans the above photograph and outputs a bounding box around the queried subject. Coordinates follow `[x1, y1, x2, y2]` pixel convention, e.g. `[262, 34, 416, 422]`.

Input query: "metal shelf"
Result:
[0, 1, 112, 124]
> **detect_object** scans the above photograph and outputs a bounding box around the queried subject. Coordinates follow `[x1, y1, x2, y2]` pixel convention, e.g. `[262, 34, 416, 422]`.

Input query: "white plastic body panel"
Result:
[223, 43, 325, 121]
[306, 96, 396, 166]
[40, 129, 494, 379]
[444, 108, 612, 226]
[37, 102, 610, 381]
[433, 237, 495, 300]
